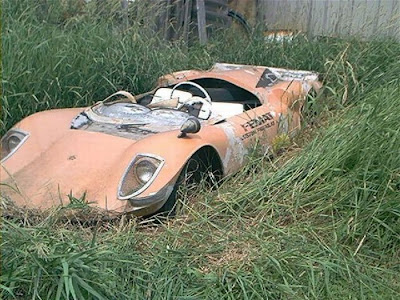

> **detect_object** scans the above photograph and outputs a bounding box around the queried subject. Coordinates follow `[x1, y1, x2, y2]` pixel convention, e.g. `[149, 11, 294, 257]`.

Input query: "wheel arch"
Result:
[154, 145, 224, 217]
[185, 145, 224, 181]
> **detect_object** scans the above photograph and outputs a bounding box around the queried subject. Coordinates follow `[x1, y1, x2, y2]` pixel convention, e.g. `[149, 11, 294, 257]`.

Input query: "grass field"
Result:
[1, 1, 400, 299]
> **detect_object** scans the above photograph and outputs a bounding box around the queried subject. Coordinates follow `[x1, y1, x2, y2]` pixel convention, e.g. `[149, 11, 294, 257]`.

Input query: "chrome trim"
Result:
[1, 129, 30, 163]
[117, 153, 165, 200]
[128, 184, 174, 207]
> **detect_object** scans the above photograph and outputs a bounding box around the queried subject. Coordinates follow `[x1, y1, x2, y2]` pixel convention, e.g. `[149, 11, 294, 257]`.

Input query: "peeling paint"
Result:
[1, 62, 322, 216]
[218, 122, 248, 174]
[267, 67, 319, 82]
[278, 113, 289, 135]
[244, 69, 255, 75]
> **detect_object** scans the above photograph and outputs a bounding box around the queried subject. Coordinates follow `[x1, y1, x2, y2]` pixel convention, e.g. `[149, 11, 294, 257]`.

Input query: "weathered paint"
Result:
[217, 122, 248, 174]
[0, 63, 321, 216]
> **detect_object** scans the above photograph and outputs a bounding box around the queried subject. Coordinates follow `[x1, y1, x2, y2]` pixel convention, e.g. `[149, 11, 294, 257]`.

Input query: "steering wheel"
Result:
[170, 81, 212, 105]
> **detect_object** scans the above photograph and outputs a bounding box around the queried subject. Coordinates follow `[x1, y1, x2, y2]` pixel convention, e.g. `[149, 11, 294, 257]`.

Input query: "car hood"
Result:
[1, 128, 143, 212]
[0, 107, 204, 213]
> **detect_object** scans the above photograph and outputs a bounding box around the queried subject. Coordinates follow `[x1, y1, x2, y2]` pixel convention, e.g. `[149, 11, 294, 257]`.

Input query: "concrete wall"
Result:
[259, 0, 400, 40]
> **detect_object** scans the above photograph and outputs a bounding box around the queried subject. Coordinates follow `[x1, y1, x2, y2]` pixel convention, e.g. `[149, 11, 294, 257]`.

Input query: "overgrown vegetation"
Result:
[1, 0, 400, 299]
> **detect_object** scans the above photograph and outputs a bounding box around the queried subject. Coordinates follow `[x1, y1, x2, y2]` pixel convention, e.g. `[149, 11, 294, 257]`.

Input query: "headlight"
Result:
[1, 129, 29, 162]
[118, 154, 164, 199]
[136, 159, 158, 184]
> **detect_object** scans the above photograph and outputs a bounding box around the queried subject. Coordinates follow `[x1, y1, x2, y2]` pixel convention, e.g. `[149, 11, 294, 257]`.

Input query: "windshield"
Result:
[91, 103, 191, 125]
[93, 103, 150, 120]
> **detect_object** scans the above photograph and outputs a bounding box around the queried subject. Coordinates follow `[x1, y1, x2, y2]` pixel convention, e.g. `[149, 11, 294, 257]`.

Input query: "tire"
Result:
[302, 88, 321, 125]
[156, 155, 202, 217]
[156, 149, 222, 217]
[227, 9, 252, 36]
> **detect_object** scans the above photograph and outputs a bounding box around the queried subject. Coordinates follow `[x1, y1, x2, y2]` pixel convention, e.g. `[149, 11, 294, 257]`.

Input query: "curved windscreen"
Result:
[93, 103, 150, 121]
[72, 103, 194, 140]
[92, 103, 190, 126]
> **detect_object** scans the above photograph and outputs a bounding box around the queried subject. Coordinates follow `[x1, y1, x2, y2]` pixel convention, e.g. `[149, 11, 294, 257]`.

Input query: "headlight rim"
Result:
[1, 129, 30, 163]
[117, 153, 165, 200]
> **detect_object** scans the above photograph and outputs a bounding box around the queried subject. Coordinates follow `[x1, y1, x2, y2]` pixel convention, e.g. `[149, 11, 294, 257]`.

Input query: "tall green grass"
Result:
[2, 85, 399, 298]
[1, 0, 400, 299]
[2, 0, 400, 134]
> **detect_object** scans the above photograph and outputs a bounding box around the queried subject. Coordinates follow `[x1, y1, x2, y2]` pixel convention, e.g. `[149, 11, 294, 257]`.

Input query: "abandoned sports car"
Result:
[1, 63, 322, 216]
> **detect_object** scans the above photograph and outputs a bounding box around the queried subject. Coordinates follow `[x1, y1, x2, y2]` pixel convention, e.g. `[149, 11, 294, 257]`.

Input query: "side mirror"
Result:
[178, 117, 201, 138]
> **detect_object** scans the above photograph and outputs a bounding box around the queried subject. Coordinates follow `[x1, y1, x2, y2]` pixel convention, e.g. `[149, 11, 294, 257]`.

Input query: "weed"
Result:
[1, 1, 400, 299]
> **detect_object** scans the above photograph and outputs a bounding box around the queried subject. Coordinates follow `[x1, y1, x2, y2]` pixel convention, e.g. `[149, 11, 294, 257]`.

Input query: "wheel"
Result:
[156, 149, 222, 217]
[302, 87, 322, 125]
[156, 155, 203, 217]
[227, 9, 252, 36]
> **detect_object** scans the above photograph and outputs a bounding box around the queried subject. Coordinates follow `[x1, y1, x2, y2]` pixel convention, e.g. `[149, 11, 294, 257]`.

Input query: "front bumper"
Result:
[0, 179, 175, 217]
[120, 183, 175, 216]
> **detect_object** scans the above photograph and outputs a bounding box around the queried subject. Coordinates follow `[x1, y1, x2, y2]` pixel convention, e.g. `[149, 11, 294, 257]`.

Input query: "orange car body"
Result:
[1, 63, 321, 216]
